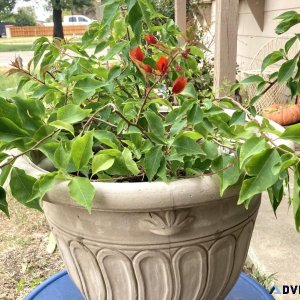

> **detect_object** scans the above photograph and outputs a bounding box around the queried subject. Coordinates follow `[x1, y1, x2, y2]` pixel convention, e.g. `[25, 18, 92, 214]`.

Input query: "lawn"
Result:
[0, 197, 64, 299]
[0, 44, 33, 52]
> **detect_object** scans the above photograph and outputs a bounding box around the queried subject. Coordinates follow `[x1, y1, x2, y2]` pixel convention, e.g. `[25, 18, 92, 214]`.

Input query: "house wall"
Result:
[237, 0, 300, 71]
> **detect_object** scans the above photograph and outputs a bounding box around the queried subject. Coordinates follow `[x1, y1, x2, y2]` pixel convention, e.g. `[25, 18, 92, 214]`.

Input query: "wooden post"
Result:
[214, 0, 239, 97]
[175, 0, 187, 33]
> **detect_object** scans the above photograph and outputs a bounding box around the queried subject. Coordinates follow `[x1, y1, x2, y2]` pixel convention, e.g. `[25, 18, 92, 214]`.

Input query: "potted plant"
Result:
[1, 3, 300, 299]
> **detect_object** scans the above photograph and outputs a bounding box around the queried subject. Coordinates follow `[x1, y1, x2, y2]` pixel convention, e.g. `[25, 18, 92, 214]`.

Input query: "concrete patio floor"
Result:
[248, 191, 300, 300]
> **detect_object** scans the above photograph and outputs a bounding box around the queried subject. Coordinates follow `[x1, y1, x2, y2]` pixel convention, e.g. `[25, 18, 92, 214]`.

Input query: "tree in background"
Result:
[0, 0, 16, 22]
[50, 0, 93, 39]
[14, 7, 37, 26]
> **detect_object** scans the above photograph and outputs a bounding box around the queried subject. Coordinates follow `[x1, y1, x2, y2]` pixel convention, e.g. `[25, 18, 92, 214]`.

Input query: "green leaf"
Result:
[122, 148, 140, 176]
[275, 11, 300, 34]
[293, 163, 300, 231]
[189, 46, 204, 58]
[241, 75, 265, 85]
[101, 0, 121, 27]
[68, 177, 95, 213]
[144, 146, 163, 181]
[180, 83, 197, 98]
[212, 155, 239, 196]
[278, 59, 297, 83]
[239, 136, 269, 167]
[71, 131, 94, 171]
[201, 140, 218, 160]
[57, 104, 92, 124]
[187, 104, 203, 125]
[31, 172, 58, 202]
[10, 168, 41, 211]
[285, 36, 298, 54]
[280, 123, 300, 143]
[94, 130, 121, 149]
[0, 117, 29, 142]
[92, 154, 115, 174]
[50, 120, 74, 135]
[144, 110, 164, 138]
[172, 136, 201, 156]
[54, 143, 69, 170]
[239, 149, 282, 206]
[0, 165, 12, 186]
[0, 187, 9, 217]
[261, 51, 283, 72]
[128, 1, 143, 41]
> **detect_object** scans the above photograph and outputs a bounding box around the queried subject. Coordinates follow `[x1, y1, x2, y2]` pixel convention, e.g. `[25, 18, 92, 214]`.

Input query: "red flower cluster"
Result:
[129, 47, 144, 62]
[129, 36, 187, 94]
[145, 34, 157, 45]
[156, 56, 168, 74]
[172, 77, 187, 94]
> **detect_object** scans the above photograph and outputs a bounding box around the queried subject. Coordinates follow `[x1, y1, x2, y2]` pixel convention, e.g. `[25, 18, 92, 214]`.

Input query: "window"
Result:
[78, 17, 88, 22]
[69, 17, 76, 22]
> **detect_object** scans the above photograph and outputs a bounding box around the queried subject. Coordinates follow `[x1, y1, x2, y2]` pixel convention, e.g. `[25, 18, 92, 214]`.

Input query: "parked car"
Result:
[63, 15, 94, 25]
[44, 15, 94, 26]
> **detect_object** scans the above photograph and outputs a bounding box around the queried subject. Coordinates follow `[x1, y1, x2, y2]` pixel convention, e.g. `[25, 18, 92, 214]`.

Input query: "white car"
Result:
[63, 15, 94, 25]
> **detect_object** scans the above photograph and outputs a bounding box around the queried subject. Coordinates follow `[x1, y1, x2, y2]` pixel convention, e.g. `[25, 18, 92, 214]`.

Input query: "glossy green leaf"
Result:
[0, 117, 29, 142]
[239, 136, 269, 167]
[0, 187, 9, 217]
[68, 177, 95, 213]
[281, 123, 300, 143]
[241, 75, 264, 85]
[54, 143, 69, 170]
[293, 164, 300, 231]
[71, 131, 94, 171]
[144, 110, 164, 138]
[173, 136, 201, 156]
[239, 149, 282, 206]
[144, 146, 163, 181]
[50, 120, 74, 135]
[261, 51, 283, 72]
[57, 104, 91, 124]
[10, 168, 41, 211]
[92, 154, 115, 174]
[212, 155, 239, 196]
[278, 59, 297, 83]
[122, 148, 140, 176]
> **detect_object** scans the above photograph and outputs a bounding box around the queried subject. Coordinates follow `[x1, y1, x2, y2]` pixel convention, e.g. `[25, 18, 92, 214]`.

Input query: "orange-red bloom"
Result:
[156, 56, 169, 74]
[172, 77, 187, 94]
[145, 34, 157, 45]
[142, 64, 153, 73]
[129, 47, 144, 62]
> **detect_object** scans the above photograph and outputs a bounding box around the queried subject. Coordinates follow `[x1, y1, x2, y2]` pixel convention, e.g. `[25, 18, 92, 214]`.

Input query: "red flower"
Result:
[142, 64, 153, 73]
[145, 34, 157, 45]
[172, 77, 187, 94]
[156, 56, 169, 74]
[182, 48, 190, 59]
[129, 47, 144, 62]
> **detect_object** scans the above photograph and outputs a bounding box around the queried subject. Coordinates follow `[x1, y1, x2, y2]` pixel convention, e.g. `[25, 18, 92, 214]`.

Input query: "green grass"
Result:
[0, 44, 33, 52]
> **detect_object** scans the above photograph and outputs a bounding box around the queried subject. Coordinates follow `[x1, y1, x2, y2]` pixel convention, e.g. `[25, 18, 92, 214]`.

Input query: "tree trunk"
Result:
[53, 7, 64, 39]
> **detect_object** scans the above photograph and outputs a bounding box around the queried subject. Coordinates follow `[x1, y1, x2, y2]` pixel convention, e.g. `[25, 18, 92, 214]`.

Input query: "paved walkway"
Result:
[248, 190, 300, 300]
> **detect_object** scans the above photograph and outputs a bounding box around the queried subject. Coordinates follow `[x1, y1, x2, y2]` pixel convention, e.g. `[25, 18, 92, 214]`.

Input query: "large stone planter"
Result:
[17, 157, 260, 300]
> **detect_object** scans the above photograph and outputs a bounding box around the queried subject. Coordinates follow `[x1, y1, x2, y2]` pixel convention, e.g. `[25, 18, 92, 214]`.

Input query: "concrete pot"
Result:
[17, 156, 260, 300]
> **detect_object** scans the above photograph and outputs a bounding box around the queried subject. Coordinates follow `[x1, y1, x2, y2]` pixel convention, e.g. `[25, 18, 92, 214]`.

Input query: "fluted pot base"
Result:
[42, 177, 261, 300]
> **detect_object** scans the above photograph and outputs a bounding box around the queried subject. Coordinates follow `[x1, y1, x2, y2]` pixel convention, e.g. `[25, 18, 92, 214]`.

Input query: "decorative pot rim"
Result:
[15, 154, 241, 212]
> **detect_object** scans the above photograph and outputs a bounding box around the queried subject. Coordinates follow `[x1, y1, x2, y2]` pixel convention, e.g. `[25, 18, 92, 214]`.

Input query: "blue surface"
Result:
[25, 270, 274, 300]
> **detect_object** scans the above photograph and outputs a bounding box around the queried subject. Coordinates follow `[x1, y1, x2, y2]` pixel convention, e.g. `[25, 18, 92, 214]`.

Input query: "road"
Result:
[0, 51, 34, 67]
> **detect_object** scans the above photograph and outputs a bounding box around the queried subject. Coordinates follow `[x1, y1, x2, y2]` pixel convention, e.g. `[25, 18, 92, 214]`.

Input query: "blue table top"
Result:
[25, 270, 274, 300]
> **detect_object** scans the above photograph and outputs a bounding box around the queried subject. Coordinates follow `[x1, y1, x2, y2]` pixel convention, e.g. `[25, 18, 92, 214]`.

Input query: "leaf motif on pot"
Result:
[139, 209, 194, 236]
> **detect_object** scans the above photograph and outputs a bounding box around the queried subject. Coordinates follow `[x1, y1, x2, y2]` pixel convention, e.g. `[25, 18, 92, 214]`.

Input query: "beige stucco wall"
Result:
[237, 0, 300, 71]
